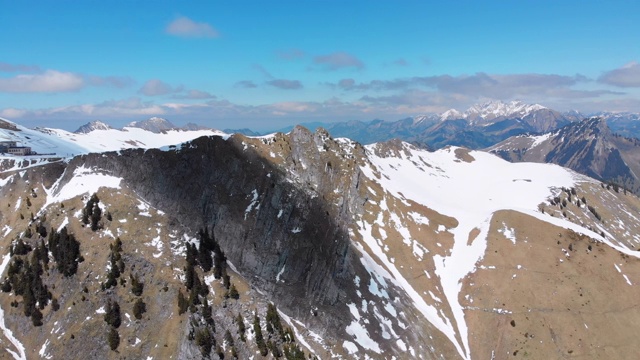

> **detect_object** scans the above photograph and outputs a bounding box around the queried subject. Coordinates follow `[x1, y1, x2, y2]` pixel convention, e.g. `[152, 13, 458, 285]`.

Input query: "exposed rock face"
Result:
[489, 117, 640, 193]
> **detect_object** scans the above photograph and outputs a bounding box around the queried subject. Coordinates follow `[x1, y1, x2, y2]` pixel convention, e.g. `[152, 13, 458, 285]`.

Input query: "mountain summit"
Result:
[126, 117, 176, 133]
[73, 120, 114, 134]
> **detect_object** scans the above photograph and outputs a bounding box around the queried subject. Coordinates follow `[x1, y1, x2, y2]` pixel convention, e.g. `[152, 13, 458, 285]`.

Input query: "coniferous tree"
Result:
[253, 313, 268, 356]
[1, 279, 11, 293]
[130, 273, 144, 296]
[197, 228, 214, 272]
[195, 328, 214, 357]
[224, 329, 234, 347]
[228, 283, 239, 300]
[202, 298, 214, 327]
[49, 227, 81, 277]
[13, 238, 32, 255]
[31, 307, 43, 326]
[237, 313, 246, 342]
[266, 303, 284, 338]
[91, 202, 102, 231]
[268, 340, 282, 358]
[104, 300, 121, 328]
[37, 224, 47, 238]
[51, 298, 60, 311]
[108, 328, 120, 351]
[213, 249, 227, 279]
[133, 298, 146, 320]
[283, 343, 305, 360]
[177, 291, 188, 315]
[283, 327, 296, 343]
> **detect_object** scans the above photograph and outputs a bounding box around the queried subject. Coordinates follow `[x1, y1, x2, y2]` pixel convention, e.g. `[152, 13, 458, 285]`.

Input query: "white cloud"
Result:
[313, 52, 364, 70]
[0, 108, 28, 118]
[598, 61, 640, 87]
[166, 16, 219, 38]
[0, 70, 84, 93]
[266, 79, 303, 90]
[277, 49, 305, 60]
[172, 89, 216, 99]
[0, 62, 41, 73]
[139, 79, 181, 96]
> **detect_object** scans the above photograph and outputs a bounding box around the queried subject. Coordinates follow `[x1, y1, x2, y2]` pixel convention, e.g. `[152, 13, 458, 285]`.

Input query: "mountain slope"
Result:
[1, 125, 640, 359]
[489, 117, 640, 193]
[0, 116, 226, 168]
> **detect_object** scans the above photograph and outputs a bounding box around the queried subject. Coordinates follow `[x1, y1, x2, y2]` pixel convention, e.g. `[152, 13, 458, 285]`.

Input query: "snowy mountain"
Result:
[462, 100, 546, 124]
[280, 101, 578, 150]
[73, 120, 114, 134]
[0, 116, 226, 164]
[2, 123, 640, 359]
[489, 117, 640, 193]
[126, 117, 176, 133]
[439, 109, 464, 121]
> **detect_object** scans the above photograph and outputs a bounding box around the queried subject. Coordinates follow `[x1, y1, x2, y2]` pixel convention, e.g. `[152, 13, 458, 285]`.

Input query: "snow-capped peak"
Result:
[440, 109, 464, 121]
[464, 100, 546, 121]
[126, 117, 176, 133]
[74, 120, 113, 134]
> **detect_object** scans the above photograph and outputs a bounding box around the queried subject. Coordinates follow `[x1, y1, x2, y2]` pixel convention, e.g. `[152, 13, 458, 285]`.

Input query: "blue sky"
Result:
[1, 0, 640, 131]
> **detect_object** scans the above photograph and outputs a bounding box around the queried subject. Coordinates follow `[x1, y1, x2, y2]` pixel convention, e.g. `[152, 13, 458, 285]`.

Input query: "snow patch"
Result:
[276, 265, 286, 283]
[343, 341, 358, 354]
[43, 165, 122, 211]
[346, 320, 381, 353]
[499, 223, 516, 244]
[244, 190, 260, 220]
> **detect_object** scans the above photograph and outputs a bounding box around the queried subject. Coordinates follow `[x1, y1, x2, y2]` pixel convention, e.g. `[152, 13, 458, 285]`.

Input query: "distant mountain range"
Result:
[275, 101, 587, 149]
[3, 116, 640, 359]
[73, 117, 213, 134]
[489, 117, 640, 193]
[70, 101, 640, 152]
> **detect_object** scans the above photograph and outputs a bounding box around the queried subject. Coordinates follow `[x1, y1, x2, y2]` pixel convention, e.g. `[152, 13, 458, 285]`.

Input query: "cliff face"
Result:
[74, 127, 366, 328]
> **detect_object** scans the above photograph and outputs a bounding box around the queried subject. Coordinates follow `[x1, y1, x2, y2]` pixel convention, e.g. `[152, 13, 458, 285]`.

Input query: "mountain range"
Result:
[489, 117, 640, 193]
[273, 100, 588, 149]
[1, 120, 640, 359]
[73, 118, 213, 135]
[0, 106, 640, 358]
